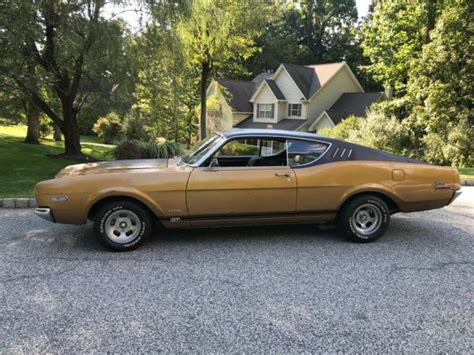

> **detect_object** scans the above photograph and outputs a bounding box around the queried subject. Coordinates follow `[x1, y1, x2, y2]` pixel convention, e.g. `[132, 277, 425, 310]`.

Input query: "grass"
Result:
[0, 125, 115, 198]
[458, 168, 474, 180]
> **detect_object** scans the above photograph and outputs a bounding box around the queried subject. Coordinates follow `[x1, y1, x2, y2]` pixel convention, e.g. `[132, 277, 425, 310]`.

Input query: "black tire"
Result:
[338, 195, 390, 243]
[93, 200, 152, 251]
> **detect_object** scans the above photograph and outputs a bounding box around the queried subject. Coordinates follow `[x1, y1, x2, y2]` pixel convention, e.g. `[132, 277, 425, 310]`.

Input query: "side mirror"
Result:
[209, 157, 219, 167]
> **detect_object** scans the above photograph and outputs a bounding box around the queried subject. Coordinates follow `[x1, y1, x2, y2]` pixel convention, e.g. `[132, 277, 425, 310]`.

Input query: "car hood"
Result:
[55, 159, 171, 178]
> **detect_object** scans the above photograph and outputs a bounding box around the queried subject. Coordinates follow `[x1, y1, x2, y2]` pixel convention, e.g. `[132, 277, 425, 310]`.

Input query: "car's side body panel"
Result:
[294, 161, 457, 213]
[186, 166, 296, 218]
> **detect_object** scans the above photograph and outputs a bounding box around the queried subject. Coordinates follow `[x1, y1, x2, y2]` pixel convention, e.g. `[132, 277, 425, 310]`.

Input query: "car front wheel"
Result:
[94, 200, 152, 251]
[338, 195, 390, 243]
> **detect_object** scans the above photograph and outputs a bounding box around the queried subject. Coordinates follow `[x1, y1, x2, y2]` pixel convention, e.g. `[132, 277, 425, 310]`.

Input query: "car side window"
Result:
[216, 138, 259, 156]
[287, 139, 329, 166]
[210, 137, 287, 167]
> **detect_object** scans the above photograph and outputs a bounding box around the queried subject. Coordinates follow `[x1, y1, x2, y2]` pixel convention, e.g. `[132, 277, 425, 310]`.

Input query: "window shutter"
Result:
[288, 105, 291, 116]
[271, 104, 275, 118]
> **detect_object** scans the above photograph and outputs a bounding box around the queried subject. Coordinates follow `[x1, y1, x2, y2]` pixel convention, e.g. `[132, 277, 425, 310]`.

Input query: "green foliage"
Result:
[92, 112, 123, 144]
[122, 110, 152, 142]
[113, 140, 184, 160]
[38, 116, 53, 139]
[319, 116, 360, 141]
[360, 1, 431, 93]
[406, 0, 474, 167]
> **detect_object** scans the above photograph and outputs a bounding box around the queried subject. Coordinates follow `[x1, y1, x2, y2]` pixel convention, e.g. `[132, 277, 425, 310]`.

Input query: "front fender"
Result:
[84, 187, 165, 222]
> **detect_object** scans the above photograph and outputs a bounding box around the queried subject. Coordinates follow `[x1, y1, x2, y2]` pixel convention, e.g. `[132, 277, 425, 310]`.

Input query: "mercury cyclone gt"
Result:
[34, 129, 462, 251]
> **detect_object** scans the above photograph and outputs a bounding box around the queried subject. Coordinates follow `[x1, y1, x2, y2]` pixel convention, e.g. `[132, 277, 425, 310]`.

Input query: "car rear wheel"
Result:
[94, 200, 152, 251]
[338, 195, 390, 243]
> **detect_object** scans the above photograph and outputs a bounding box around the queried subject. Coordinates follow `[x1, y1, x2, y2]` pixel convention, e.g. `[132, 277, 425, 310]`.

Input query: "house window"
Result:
[257, 104, 274, 119]
[288, 103, 302, 117]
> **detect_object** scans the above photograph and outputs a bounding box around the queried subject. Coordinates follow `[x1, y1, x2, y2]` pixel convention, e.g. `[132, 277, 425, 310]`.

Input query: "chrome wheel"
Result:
[104, 209, 141, 244]
[350, 203, 382, 236]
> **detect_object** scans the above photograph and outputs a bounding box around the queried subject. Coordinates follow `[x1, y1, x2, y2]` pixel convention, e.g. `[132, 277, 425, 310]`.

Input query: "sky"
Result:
[104, 0, 373, 32]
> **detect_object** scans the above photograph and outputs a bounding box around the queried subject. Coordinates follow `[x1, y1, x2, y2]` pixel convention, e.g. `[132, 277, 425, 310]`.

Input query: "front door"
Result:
[186, 137, 296, 217]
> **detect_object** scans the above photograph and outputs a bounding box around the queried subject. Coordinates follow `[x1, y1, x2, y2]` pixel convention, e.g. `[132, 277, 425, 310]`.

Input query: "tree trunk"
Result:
[61, 99, 83, 158]
[199, 61, 211, 140]
[53, 123, 62, 141]
[24, 99, 40, 144]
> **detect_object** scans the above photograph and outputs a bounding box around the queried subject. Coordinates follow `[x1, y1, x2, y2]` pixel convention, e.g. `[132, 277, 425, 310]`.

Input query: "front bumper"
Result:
[34, 208, 55, 222]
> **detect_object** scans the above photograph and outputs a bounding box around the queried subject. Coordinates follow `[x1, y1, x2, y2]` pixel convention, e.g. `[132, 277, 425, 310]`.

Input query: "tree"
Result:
[360, 1, 441, 96]
[0, 0, 125, 160]
[178, 0, 262, 139]
[406, 0, 473, 166]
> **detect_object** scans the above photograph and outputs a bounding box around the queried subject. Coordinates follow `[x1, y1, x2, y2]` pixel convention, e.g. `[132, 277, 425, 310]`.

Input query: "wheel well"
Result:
[339, 192, 400, 214]
[87, 196, 156, 221]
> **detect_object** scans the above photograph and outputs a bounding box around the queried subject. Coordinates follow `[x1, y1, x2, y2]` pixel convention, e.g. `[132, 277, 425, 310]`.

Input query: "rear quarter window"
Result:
[288, 139, 330, 166]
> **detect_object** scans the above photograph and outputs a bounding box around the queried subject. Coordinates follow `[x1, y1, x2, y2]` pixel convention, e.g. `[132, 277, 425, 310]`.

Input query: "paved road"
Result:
[1, 189, 473, 353]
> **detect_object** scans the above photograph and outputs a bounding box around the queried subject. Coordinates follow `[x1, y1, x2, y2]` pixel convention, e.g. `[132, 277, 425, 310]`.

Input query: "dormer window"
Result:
[288, 103, 302, 117]
[257, 104, 274, 119]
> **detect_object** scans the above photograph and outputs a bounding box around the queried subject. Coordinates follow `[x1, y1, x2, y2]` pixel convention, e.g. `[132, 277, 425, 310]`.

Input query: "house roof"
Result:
[235, 116, 306, 130]
[265, 79, 286, 100]
[281, 62, 346, 99]
[325, 92, 383, 125]
[215, 79, 256, 113]
[252, 72, 273, 86]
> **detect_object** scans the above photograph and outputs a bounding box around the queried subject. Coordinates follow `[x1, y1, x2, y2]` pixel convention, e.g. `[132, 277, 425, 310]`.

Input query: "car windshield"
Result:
[181, 133, 223, 165]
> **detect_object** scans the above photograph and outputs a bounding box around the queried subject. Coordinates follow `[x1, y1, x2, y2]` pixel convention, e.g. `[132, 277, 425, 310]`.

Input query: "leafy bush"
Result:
[123, 111, 151, 141]
[39, 115, 53, 138]
[113, 140, 143, 160]
[92, 112, 123, 144]
[319, 116, 360, 140]
[114, 140, 184, 160]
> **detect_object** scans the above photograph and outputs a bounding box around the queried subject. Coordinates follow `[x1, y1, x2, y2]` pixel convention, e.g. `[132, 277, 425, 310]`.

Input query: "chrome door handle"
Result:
[275, 172, 291, 177]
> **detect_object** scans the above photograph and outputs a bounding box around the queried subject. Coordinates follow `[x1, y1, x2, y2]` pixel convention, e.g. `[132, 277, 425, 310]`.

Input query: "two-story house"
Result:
[206, 62, 383, 133]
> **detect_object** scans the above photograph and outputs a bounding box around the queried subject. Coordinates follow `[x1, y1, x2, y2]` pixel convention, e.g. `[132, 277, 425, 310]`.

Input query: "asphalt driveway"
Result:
[1, 188, 473, 352]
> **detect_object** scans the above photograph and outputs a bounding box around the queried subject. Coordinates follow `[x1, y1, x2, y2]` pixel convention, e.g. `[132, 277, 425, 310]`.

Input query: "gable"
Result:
[252, 81, 277, 102]
[273, 66, 307, 101]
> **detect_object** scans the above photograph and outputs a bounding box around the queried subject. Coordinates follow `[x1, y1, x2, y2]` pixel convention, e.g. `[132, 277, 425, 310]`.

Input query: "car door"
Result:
[186, 137, 297, 217]
[286, 138, 334, 212]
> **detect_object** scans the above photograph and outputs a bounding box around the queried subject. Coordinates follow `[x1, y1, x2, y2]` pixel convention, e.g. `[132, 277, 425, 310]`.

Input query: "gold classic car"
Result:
[35, 129, 462, 251]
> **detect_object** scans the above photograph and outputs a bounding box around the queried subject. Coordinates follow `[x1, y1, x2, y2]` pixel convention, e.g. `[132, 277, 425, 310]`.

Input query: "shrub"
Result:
[39, 115, 53, 138]
[123, 111, 151, 141]
[92, 112, 123, 144]
[113, 140, 184, 160]
[113, 140, 143, 160]
[319, 116, 360, 141]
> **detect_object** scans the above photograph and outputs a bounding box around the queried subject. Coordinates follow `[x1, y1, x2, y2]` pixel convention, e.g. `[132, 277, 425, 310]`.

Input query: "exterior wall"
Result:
[253, 84, 278, 123]
[306, 68, 363, 126]
[274, 69, 307, 119]
[312, 113, 335, 132]
[277, 102, 286, 121]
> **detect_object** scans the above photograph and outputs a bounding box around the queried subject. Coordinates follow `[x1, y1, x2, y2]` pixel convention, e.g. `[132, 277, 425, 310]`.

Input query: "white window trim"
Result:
[287, 103, 302, 118]
[256, 103, 275, 120]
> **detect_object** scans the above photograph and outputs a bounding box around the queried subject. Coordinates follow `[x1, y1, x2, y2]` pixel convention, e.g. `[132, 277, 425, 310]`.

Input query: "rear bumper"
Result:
[34, 208, 55, 223]
[448, 190, 462, 205]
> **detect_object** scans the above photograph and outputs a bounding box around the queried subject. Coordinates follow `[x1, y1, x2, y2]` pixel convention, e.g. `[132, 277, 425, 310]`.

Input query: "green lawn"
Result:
[0, 125, 115, 198]
[458, 167, 474, 180]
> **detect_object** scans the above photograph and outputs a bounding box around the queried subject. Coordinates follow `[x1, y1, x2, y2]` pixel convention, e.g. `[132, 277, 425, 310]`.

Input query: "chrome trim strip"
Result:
[347, 149, 353, 158]
[332, 147, 340, 158]
[34, 208, 55, 222]
[340, 148, 346, 158]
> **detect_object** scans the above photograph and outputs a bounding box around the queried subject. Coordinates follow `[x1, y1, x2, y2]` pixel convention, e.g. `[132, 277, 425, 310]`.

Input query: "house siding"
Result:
[313, 113, 335, 132]
[306, 68, 363, 126]
[253, 83, 278, 123]
[274, 69, 307, 119]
